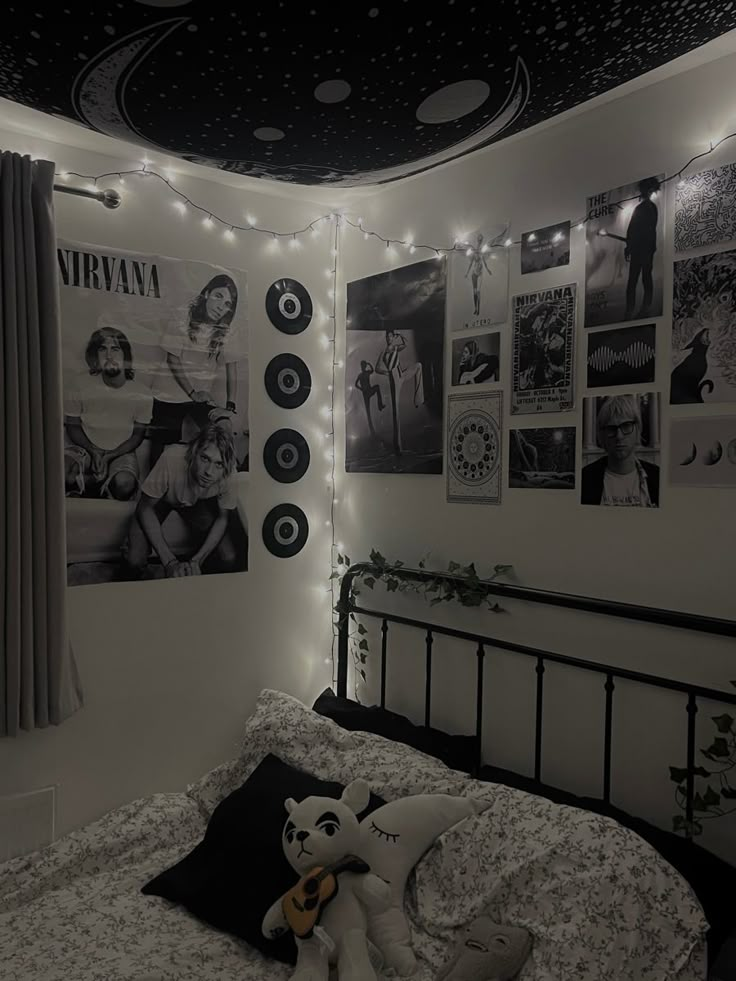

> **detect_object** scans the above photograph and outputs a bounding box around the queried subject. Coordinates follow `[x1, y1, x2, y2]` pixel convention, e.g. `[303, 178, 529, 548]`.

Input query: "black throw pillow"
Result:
[312, 688, 478, 774]
[141, 753, 385, 965]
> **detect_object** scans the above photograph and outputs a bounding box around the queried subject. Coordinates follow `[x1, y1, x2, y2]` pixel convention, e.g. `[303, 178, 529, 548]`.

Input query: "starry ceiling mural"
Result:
[1, 1, 735, 187]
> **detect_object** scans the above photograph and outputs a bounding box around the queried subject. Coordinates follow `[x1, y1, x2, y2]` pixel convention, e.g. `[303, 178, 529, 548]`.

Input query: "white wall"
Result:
[0, 128, 339, 836]
[337, 54, 736, 861]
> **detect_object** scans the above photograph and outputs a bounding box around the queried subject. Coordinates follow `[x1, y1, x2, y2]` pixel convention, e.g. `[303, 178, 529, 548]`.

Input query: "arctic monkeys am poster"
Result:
[345, 258, 446, 474]
[59, 240, 249, 586]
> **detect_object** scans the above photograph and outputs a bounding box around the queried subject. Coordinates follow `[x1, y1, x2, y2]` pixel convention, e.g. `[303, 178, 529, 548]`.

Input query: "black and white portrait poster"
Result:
[509, 427, 576, 489]
[670, 417, 736, 488]
[584, 175, 665, 328]
[447, 391, 502, 505]
[511, 284, 576, 414]
[675, 161, 736, 253]
[451, 331, 500, 387]
[345, 258, 446, 474]
[581, 392, 661, 507]
[449, 224, 509, 331]
[586, 324, 656, 388]
[59, 240, 249, 586]
[521, 221, 571, 275]
[671, 249, 736, 404]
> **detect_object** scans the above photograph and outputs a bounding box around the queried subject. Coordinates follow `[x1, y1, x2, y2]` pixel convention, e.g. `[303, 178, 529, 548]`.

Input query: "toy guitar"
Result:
[598, 231, 628, 243]
[281, 854, 370, 939]
[459, 361, 498, 385]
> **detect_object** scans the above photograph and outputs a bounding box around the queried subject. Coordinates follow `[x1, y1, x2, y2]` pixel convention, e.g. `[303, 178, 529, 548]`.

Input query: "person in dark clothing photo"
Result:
[624, 177, 660, 320]
[581, 394, 659, 507]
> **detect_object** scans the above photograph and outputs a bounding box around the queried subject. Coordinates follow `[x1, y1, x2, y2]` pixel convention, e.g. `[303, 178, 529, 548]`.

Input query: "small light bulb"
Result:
[331, 247, 338, 257]
[290, 236, 300, 249]
[59, 172, 70, 181]
[327, 384, 333, 392]
[466, 248, 473, 256]
[328, 288, 335, 298]
[326, 471, 333, 481]
[325, 520, 331, 527]
[336, 360, 343, 368]
[577, 222, 584, 230]
[337, 542, 345, 552]
[325, 269, 333, 277]
[225, 228, 235, 240]
[504, 238, 513, 247]
[203, 215, 214, 229]
[173, 201, 186, 214]
[528, 233, 537, 242]
[364, 231, 369, 240]
[677, 179, 686, 188]
[481, 244, 489, 253]
[410, 245, 416, 254]
[436, 250, 444, 259]
[246, 214, 257, 226]
[324, 450, 333, 462]
[165, 169, 175, 181]
[118, 175, 125, 186]
[357, 216, 364, 225]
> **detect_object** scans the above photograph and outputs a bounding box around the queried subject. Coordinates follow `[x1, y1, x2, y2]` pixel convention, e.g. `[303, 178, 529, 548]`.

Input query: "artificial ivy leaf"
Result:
[430, 597, 443, 606]
[494, 563, 513, 575]
[721, 787, 736, 799]
[703, 786, 721, 807]
[329, 571, 340, 580]
[344, 555, 351, 566]
[359, 652, 367, 664]
[712, 713, 734, 733]
[393, 559, 404, 568]
[337, 553, 344, 565]
[669, 767, 689, 784]
[418, 559, 425, 569]
[488, 602, 504, 613]
[357, 623, 367, 635]
[463, 563, 478, 579]
[369, 549, 386, 567]
[672, 815, 688, 832]
[350, 613, 356, 621]
[359, 669, 366, 682]
[672, 815, 703, 836]
[693, 792, 708, 812]
[363, 577, 375, 589]
[359, 640, 369, 651]
[448, 561, 461, 573]
[704, 737, 730, 758]
[386, 579, 398, 592]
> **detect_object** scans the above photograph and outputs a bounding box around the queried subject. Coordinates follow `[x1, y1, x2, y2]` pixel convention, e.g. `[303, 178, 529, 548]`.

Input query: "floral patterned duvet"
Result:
[0, 688, 708, 980]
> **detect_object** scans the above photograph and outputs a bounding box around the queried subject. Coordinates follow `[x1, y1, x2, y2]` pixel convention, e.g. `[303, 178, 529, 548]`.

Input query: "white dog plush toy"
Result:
[262, 779, 486, 981]
[262, 779, 392, 981]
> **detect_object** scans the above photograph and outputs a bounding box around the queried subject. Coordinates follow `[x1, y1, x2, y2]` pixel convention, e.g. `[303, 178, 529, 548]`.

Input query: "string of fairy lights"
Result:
[56, 127, 736, 687]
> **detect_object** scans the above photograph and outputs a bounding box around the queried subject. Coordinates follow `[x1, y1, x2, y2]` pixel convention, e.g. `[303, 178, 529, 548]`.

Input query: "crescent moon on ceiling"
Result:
[70, 20, 531, 187]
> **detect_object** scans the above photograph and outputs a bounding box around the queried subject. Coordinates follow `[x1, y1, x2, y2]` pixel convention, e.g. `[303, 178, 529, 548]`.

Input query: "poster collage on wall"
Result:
[345, 159, 736, 504]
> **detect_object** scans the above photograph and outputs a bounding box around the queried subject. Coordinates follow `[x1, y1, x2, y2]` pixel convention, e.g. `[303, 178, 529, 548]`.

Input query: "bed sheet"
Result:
[0, 688, 708, 981]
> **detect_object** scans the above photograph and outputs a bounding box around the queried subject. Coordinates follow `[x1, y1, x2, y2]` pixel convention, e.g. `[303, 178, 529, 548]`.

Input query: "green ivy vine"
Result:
[670, 684, 736, 837]
[334, 549, 512, 687]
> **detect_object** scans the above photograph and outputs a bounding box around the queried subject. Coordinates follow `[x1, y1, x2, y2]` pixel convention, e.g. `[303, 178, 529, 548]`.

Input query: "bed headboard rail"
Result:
[336, 563, 736, 836]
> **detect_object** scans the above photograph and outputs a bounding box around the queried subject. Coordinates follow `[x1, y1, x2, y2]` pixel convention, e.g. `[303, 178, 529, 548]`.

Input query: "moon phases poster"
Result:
[670, 417, 736, 487]
[447, 391, 502, 504]
[584, 175, 665, 328]
[449, 225, 509, 331]
[58, 240, 249, 586]
[345, 258, 446, 474]
[671, 248, 736, 405]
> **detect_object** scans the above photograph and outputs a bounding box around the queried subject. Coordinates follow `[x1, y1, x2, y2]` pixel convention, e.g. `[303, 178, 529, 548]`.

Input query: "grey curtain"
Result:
[1, 150, 83, 736]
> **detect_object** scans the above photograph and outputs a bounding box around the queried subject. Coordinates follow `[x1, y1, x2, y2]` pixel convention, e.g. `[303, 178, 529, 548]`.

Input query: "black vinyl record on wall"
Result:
[262, 504, 309, 558]
[264, 353, 312, 408]
[266, 279, 313, 334]
[263, 429, 311, 483]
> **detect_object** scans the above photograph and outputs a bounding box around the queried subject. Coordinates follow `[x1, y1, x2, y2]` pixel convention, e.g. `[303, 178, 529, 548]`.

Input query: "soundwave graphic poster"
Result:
[511, 284, 576, 414]
[58, 239, 249, 586]
[675, 161, 736, 253]
[587, 324, 656, 388]
[345, 258, 446, 474]
[584, 175, 665, 328]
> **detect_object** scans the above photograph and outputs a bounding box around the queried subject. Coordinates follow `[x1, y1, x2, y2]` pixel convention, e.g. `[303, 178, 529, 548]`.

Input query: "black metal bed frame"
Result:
[336, 562, 736, 837]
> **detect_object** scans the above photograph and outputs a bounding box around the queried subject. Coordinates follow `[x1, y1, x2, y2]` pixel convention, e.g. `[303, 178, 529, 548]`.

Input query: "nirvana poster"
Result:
[671, 248, 736, 404]
[675, 162, 736, 253]
[584, 175, 665, 328]
[345, 258, 446, 474]
[511, 284, 576, 414]
[449, 224, 509, 331]
[59, 240, 249, 586]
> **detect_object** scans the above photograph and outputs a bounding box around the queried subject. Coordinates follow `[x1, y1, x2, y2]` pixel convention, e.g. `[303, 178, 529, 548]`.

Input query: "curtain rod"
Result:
[53, 183, 121, 209]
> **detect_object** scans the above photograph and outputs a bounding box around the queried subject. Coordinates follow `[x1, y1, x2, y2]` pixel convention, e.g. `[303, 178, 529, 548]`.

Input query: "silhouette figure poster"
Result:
[345, 258, 446, 474]
[584, 175, 665, 328]
[449, 224, 509, 332]
[671, 249, 736, 405]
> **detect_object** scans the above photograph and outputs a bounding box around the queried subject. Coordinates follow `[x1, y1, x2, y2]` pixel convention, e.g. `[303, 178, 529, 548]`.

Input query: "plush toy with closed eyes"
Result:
[262, 778, 486, 981]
